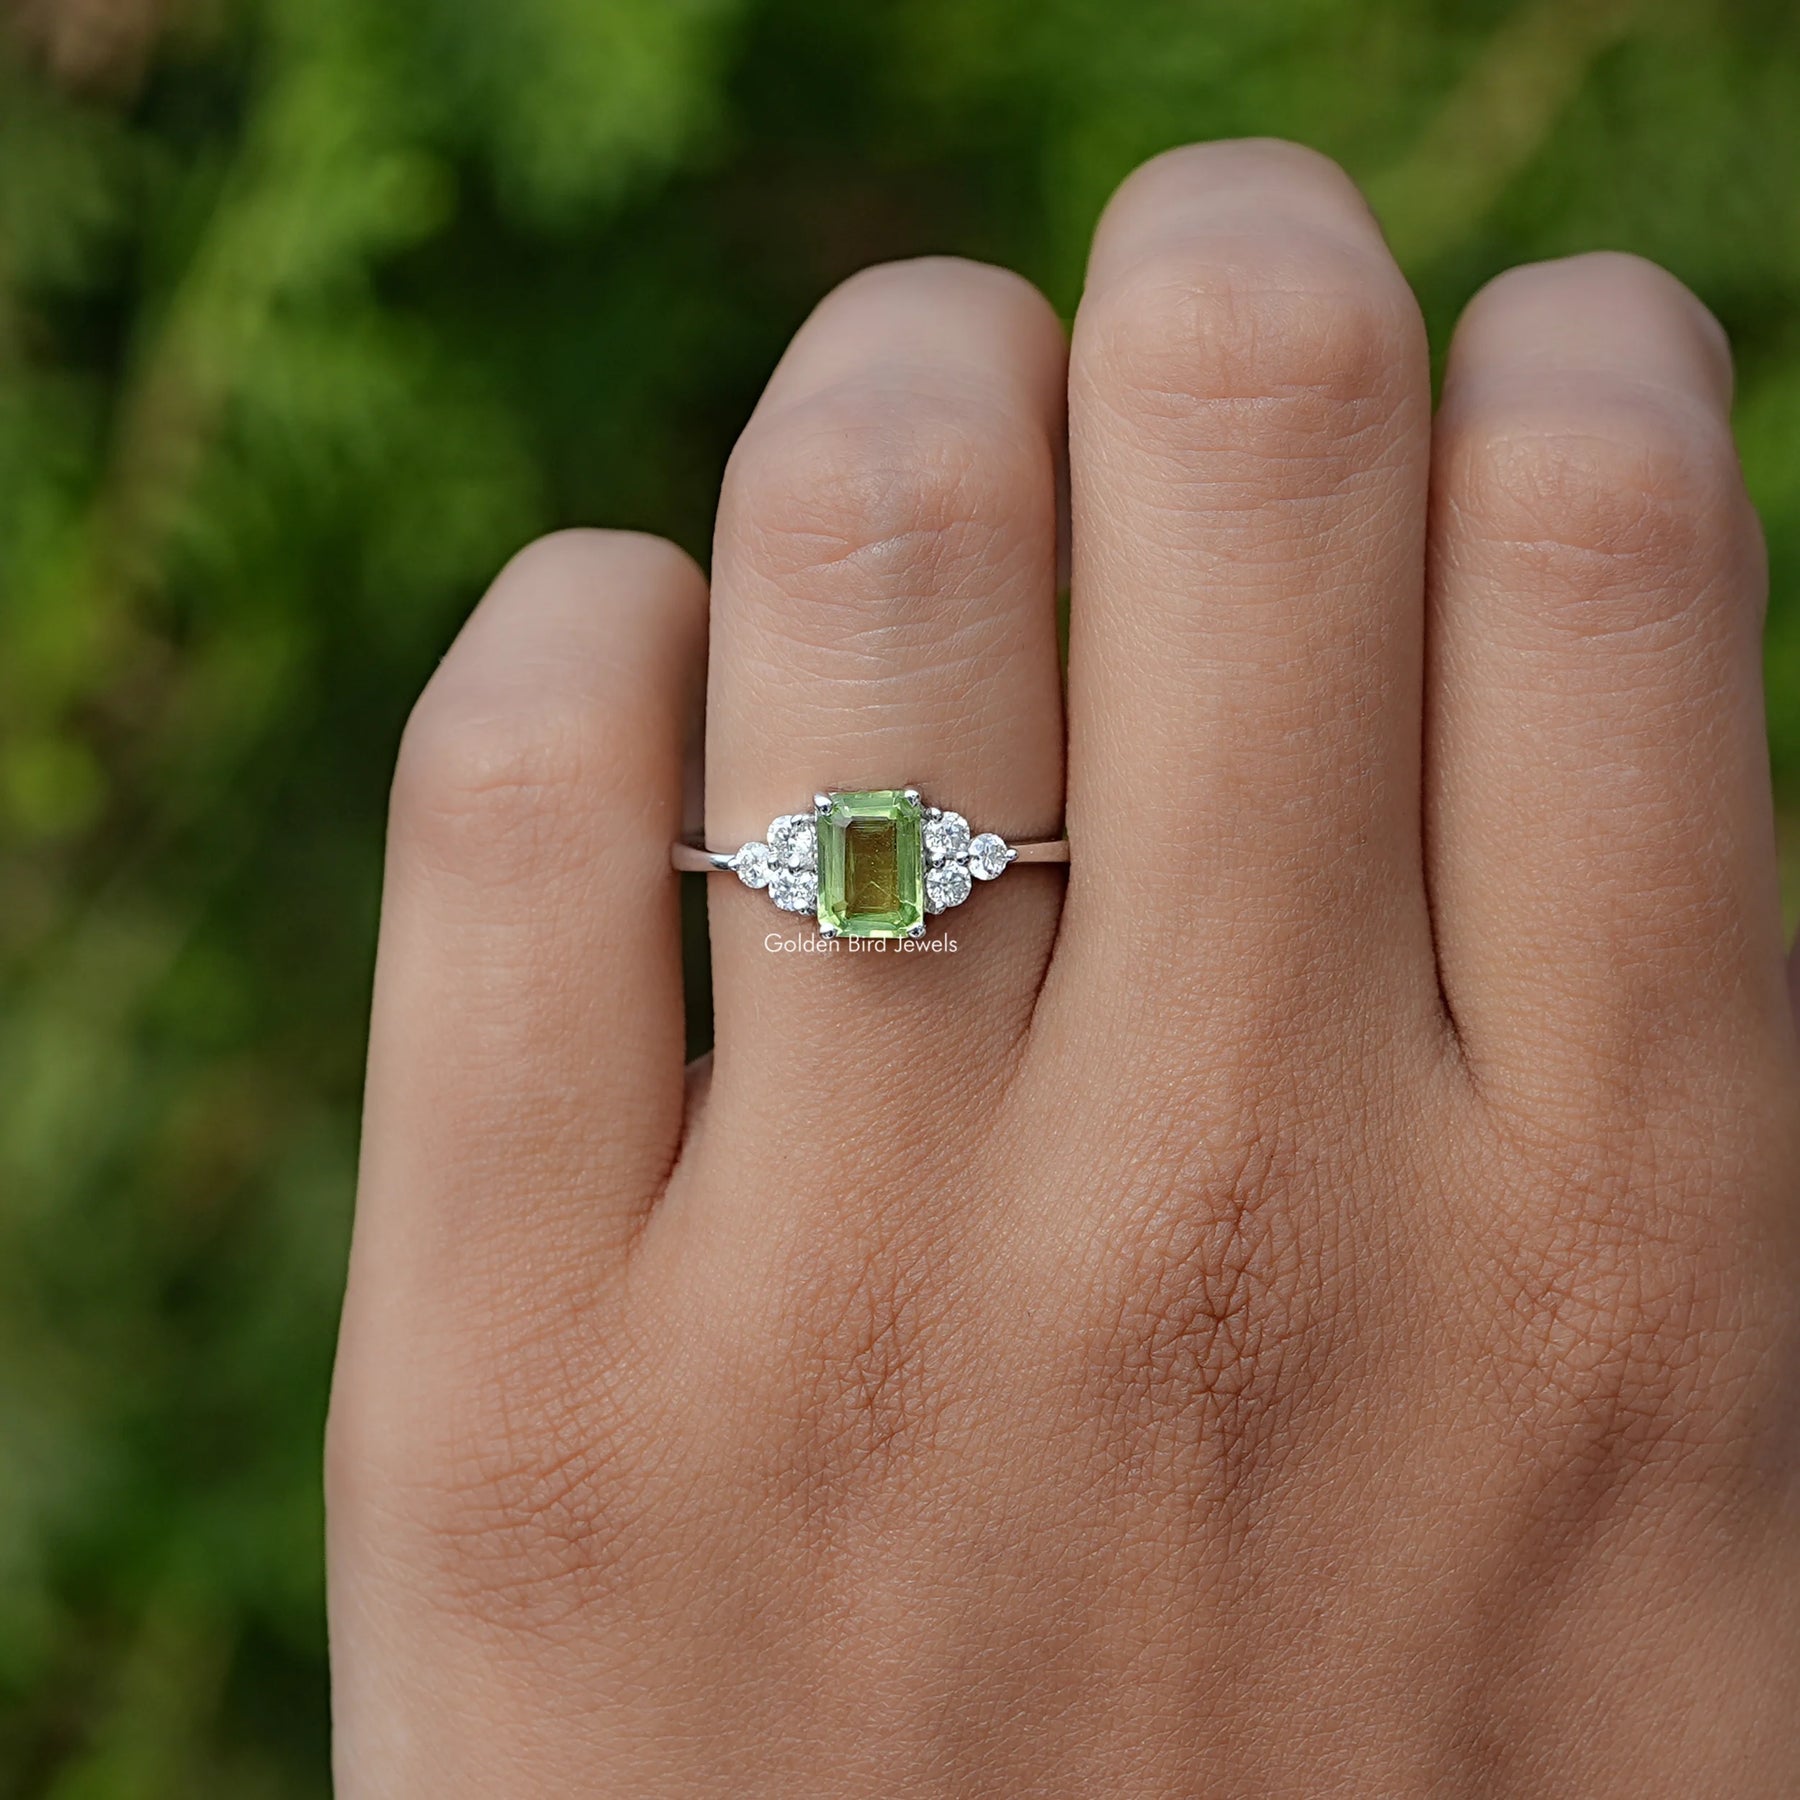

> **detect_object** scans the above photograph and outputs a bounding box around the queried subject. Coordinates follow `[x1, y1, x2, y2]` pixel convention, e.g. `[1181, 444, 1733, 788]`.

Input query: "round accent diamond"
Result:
[967, 832, 1011, 879]
[923, 810, 970, 863]
[768, 812, 818, 870]
[732, 842, 774, 888]
[925, 862, 972, 913]
[768, 865, 819, 913]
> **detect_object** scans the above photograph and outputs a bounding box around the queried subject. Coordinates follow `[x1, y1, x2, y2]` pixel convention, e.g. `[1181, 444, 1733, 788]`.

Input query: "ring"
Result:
[671, 787, 1069, 939]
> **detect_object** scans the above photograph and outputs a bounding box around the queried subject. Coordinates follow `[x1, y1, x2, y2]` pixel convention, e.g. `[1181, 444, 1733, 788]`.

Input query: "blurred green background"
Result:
[2, 0, 1798, 1791]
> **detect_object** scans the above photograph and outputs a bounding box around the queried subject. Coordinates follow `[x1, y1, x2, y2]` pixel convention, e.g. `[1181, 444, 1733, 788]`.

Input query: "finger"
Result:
[703, 257, 1067, 1120]
[1426, 253, 1788, 1089]
[1053, 140, 1439, 1070]
[351, 530, 706, 1341]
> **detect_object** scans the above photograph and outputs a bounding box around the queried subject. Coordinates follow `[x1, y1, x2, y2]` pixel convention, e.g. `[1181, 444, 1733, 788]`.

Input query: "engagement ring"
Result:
[672, 788, 1069, 939]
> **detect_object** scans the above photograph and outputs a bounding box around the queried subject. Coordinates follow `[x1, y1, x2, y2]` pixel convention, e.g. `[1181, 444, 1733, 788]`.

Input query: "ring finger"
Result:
[700, 257, 1068, 1127]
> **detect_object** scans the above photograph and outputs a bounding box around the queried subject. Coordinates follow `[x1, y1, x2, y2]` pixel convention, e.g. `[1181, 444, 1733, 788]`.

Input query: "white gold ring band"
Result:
[671, 787, 1067, 940]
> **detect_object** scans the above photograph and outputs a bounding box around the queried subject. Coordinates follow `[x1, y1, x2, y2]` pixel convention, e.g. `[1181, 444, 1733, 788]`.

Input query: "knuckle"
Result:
[1442, 386, 1744, 637]
[1556, 247, 1691, 294]
[1476, 251, 1730, 367]
[1115, 138, 1364, 207]
[1080, 230, 1417, 448]
[827, 252, 1055, 324]
[495, 525, 698, 603]
[330, 1336, 656, 1637]
[388, 528, 696, 880]
[1074, 1114, 1331, 1508]
[391, 687, 611, 878]
[777, 1221, 956, 1497]
[722, 383, 1046, 607]
[1471, 1116, 1779, 1480]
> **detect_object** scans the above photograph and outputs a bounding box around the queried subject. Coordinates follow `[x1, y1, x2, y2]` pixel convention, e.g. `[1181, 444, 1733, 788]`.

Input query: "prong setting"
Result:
[723, 788, 1021, 937]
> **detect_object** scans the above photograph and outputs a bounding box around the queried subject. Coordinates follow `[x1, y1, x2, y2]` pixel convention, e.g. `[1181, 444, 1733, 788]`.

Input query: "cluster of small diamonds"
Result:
[922, 807, 1012, 914]
[730, 812, 818, 913]
[729, 795, 1014, 925]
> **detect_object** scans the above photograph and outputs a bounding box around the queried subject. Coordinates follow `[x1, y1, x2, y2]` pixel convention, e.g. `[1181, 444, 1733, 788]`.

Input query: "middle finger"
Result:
[1053, 141, 1440, 1079]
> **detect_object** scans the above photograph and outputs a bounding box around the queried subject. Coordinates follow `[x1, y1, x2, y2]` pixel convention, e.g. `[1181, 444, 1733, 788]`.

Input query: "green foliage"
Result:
[1, 0, 1796, 1790]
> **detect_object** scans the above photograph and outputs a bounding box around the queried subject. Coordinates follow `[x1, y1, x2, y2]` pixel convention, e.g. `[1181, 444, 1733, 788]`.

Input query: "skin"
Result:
[328, 141, 1800, 1795]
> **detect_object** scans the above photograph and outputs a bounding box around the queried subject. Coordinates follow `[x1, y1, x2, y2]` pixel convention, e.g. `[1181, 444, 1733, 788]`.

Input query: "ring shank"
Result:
[670, 837, 1069, 873]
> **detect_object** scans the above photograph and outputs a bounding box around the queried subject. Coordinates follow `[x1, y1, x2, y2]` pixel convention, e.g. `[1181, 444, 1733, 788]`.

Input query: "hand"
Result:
[328, 140, 1800, 1795]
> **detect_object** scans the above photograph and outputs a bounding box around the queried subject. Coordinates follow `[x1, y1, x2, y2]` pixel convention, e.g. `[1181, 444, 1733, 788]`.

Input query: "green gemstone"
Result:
[816, 790, 924, 938]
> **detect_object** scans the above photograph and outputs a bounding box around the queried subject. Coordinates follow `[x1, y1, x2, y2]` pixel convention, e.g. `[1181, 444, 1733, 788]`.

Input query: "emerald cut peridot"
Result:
[816, 790, 924, 938]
